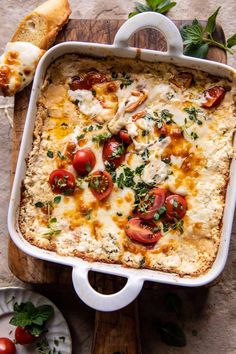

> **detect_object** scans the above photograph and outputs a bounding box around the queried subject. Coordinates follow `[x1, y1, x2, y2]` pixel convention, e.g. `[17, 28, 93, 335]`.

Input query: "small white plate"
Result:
[0, 287, 72, 354]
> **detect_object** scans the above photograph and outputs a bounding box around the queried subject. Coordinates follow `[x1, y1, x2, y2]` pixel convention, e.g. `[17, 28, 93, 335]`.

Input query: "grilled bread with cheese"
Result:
[0, 0, 71, 96]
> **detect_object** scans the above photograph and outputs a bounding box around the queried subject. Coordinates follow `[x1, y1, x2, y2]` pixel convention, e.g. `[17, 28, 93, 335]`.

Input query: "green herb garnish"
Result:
[35, 201, 44, 208]
[92, 132, 112, 145]
[180, 7, 236, 58]
[10, 301, 54, 337]
[47, 150, 53, 158]
[53, 196, 61, 204]
[57, 151, 66, 160]
[129, 0, 176, 18]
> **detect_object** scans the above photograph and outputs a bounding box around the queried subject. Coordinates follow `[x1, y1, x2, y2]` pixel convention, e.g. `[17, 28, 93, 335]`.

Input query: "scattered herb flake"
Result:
[47, 150, 54, 158]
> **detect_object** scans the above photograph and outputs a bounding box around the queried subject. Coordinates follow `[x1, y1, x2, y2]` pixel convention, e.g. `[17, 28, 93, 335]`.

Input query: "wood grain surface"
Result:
[9, 19, 226, 284]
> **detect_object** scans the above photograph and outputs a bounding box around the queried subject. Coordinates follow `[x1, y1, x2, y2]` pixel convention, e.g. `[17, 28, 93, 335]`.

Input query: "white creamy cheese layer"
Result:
[19, 54, 236, 277]
[68, 89, 103, 117]
[0, 41, 44, 94]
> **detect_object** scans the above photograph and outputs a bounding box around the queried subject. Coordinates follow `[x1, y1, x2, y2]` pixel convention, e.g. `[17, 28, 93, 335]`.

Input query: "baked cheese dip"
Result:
[19, 55, 236, 276]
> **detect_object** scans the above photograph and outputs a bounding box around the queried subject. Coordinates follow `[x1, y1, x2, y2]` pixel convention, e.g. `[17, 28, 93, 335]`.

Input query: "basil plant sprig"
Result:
[129, 0, 176, 18]
[180, 7, 236, 58]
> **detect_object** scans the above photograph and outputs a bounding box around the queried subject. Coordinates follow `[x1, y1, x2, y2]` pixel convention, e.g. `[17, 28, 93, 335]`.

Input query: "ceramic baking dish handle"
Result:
[113, 12, 183, 56]
[72, 266, 143, 311]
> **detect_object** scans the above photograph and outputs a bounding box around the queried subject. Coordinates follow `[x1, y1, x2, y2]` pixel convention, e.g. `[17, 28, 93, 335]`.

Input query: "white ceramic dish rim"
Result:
[8, 12, 236, 312]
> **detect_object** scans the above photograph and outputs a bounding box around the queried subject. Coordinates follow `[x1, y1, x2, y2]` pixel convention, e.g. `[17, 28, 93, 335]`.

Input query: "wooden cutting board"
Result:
[9, 19, 226, 284]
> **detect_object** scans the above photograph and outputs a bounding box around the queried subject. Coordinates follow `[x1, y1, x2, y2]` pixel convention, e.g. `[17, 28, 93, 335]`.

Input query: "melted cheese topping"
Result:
[19, 55, 236, 277]
[0, 41, 44, 96]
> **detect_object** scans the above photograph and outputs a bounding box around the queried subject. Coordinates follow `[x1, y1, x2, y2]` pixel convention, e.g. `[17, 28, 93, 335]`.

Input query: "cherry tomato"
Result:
[15, 326, 35, 345]
[136, 188, 166, 220]
[69, 71, 107, 91]
[73, 148, 96, 176]
[165, 194, 187, 220]
[202, 86, 226, 108]
[0, 338, 16, 354]
[49, 169, 75, 195]
[118, 129, 132, 145]
[89, 170, 113, 200]
[125, 218, 162, 244]
[103, 137, 125, 168]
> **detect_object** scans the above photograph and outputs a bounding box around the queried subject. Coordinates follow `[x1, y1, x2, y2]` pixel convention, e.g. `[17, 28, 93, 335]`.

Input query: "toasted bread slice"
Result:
[11, 0, 71, 49]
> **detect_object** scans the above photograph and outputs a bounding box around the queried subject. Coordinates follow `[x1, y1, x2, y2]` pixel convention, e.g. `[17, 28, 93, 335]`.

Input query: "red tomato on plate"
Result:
[15, 326, 35, 345]
[0, 338, 16, 354]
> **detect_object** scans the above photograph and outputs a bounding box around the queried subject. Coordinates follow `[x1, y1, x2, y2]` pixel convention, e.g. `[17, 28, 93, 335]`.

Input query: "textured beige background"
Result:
[0, 1, 236, 353]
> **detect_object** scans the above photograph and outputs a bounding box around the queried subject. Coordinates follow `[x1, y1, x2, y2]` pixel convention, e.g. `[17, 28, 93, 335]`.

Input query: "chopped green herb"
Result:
[135, 164, 145, 175]
[85, 162, 91, 172]
[142, 129, 149, 137]
[49, 217, 57, 224]
[141, 148, 149, 162]
[92, 132, 112, 145]
[75, 178, 84, 188]
[77, 133, 85, 141]
[139, 257, 146, 268]
[53, 196, 61, 204]
[155, 109, 175, 129]
[111, 143, 125, 159]
[171, 219, 184, 234]
[83, 124, 103, 132]
[117, 167, 135, 189]
[190, 131, 199, 140]
[47, 150, 54, 158]
[117, 212, 123, 216]
[35, 201, 44, 208]
[154, 206, 166, 221]
[57, 151, 66, 160]
[159, 134, 166, 142]
[61, 122, 68, 128]
[104, 160, 116, 182]
[184, 107, 203, 125]
[173, 198, 178, 209]
[91, 90, 96, 96]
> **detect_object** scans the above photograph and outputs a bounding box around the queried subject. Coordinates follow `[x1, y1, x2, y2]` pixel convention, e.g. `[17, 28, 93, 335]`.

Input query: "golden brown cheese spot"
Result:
[116, 197, 123, 206]
[125, 192, 133, 203]
[162, 134, 192, 158]
[0, 65, 10, 87]
[93, 82, 118, 109]
[112, 215, 127, 229]
[5, 51, 20, 65]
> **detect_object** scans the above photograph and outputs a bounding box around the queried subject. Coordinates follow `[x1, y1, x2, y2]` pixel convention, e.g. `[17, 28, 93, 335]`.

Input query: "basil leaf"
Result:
[157, 1, 176, 14]
[28, 324, 46, 337]
[134, 1, 151, 12]
[205, 6, 220, 35]
[184, 43, 209, 58]
[227, 33, 236, 48]
[160, 322, 186, 347]
[32, 305, 54, 326]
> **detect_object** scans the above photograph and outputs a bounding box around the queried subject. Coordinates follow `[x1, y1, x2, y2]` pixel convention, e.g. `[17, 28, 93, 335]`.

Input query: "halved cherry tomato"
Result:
[73, 148, 96, 176]
[165, 194, 187, 220]
[125, 218, 162, 244]
[118, 129, 132, 145]
[49, 169, 75, 195]
[202, 86, 226, 108]
[103, 137, 125, 168]
[70, 71, 107, 91]
[136, 188, 166, 220]
[15, 326, 35, 345]
[170, 72, 193, 88]
[89, 170, 113, 200]
[0, 338, 16, 354]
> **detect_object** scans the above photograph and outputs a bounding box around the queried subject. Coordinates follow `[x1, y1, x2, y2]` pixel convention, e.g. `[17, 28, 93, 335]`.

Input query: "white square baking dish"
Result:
[8, 12, 236, 311]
